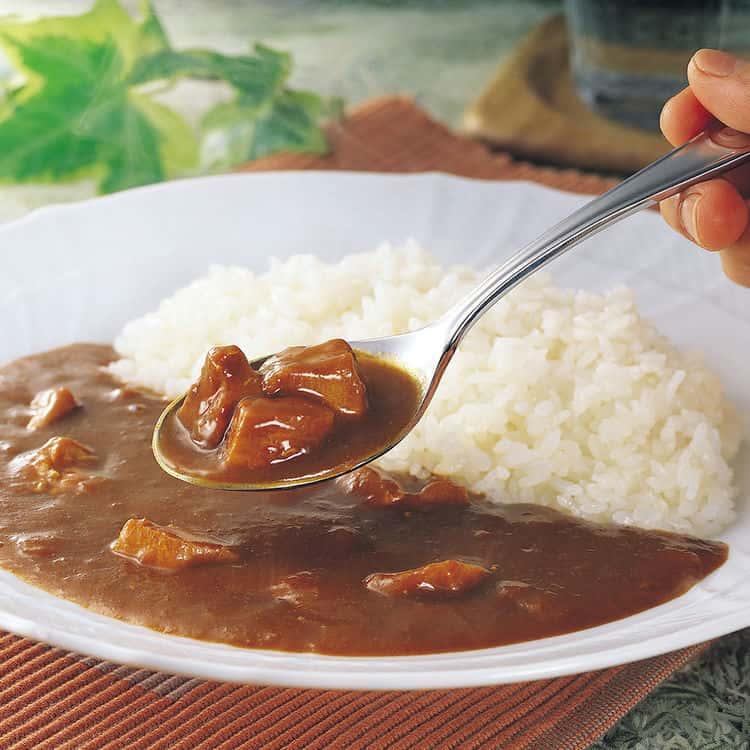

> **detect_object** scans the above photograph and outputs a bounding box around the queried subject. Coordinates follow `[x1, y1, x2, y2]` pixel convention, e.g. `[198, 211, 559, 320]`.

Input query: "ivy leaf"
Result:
[201, 88, 343, 169]
[248, 89, 334, 160]
[0, 0, 167, 90]
[0, 35, 117, 181]
[136, 41, 339, 166]
[0, 0, 197, 192]
[199, 93, 325, 170]
[0, 0, 340, 192]
[130, 44, 292, 110]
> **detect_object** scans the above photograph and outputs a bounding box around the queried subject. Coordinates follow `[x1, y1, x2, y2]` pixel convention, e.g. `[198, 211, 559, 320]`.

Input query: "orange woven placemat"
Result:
[0, 632, 708, 750]
[1, 97, 703, 750]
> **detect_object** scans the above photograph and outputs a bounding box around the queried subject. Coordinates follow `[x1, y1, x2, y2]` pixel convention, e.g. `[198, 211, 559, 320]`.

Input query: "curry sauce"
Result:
[0, 344, 727, 656]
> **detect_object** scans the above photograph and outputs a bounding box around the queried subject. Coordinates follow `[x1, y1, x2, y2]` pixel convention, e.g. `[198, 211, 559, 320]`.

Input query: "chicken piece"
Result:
[415, 479, 470, 507]
[365, 559, 491, 599]
[221, 396, 335, 470]
[111, 518, 239, 571]
[13, 436, 97, 494]
[336, 466, 405, 506]
[338, 466, 469, 509]
[27, 387, 79, 431]
[260, 339, 368, 419]
[177, 345, 263, 449]
[36, 436, 95, 470]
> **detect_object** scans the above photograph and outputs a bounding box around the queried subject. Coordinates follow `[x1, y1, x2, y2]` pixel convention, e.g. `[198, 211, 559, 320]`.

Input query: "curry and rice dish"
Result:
[0, 245, 739, 656]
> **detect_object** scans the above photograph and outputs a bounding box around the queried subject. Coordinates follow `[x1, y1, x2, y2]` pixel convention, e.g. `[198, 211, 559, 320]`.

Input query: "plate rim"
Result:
[0, 566, 744, 690]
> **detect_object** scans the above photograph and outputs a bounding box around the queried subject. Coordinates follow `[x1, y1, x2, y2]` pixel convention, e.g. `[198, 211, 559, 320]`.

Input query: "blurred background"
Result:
[0, 0, 748, 220]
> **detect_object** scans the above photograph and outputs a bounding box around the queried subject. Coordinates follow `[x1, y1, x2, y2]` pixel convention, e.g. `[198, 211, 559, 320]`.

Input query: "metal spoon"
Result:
[154, 123, 750, 490]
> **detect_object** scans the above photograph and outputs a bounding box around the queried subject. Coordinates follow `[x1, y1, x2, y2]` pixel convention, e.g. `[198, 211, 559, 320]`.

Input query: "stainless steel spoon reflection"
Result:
[154, 123, 750, 491]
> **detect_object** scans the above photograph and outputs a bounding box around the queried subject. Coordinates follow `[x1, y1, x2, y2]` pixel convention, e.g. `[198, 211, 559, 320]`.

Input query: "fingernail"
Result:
[692, 49, 737, 77]
[680, 194, 701, 241]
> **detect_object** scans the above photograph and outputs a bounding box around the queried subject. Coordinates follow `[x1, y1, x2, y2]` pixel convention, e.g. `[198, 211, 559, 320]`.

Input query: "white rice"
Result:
[111, 241, 742, 537]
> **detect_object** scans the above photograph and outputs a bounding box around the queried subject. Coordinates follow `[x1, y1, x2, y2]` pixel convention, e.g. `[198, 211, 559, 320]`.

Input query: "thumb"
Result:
[688, 50, 750, 132]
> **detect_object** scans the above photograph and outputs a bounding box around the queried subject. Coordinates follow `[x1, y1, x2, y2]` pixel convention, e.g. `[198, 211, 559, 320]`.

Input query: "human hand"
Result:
[660, 49, 750, 286]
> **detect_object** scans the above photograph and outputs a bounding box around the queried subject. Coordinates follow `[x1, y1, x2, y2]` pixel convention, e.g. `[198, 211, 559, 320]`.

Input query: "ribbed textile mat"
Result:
[1, 96, 702, 750]
[0, 633, 709, 750]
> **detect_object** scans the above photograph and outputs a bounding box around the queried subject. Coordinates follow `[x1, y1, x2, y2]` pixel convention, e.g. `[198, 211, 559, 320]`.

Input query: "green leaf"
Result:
[0, 2, 197, 192]
[200, 86, 337, 169]
[93, 94, 165, 193]
[199, 102, 258, 170]
[135, 0, 169, 59]
[0, 0, 167, 86]
[0, 35, 118, 181]
[133, 93, 198, 180]
[130, 44, 291, 111]
[0, 0, 340, 193]
[248, 89, 331, 160]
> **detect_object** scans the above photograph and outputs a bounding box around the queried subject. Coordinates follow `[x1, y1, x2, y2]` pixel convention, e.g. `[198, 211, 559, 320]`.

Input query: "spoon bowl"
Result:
[154, 124, 750, 491]
[152, 326, 445, 491]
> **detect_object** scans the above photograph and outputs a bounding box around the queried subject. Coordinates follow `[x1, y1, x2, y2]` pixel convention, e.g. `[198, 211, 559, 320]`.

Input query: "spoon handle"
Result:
[442, 124, 750, 352]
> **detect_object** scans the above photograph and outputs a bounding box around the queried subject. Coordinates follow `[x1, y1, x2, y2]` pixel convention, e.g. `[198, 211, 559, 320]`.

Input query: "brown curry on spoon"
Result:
[155, 339, 422, 488]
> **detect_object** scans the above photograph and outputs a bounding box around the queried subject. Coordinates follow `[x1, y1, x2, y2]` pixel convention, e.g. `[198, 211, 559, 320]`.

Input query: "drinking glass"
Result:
[565, 0, 750, 130]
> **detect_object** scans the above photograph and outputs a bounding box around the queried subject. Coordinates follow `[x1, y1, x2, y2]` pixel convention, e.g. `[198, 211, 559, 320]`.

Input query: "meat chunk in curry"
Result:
[260, 339, 368, 418]
[337, 466, 404, 506]
[27, 387, 79, 431]
[338, 466, 469, 509]
[177, 345, 262, 448]
[111, 518, 239, 571]
[365, 559, 491, 599]
[12, 436, 97, 493]
[221, 396, 335, 470]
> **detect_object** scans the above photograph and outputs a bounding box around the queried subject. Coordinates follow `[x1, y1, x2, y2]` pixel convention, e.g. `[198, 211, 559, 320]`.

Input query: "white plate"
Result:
[0, 172, 748, 690]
